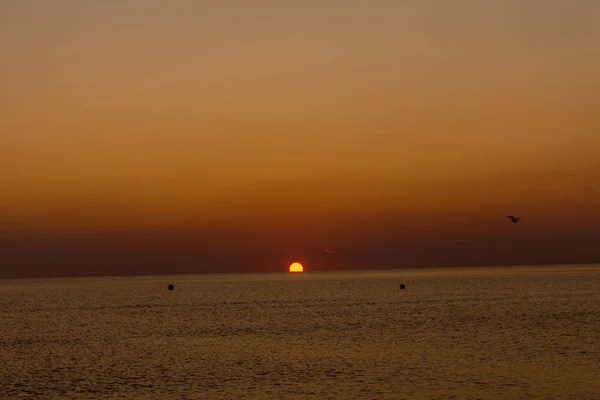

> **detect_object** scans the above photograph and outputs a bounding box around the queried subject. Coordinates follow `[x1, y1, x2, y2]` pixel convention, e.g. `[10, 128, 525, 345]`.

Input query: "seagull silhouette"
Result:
[507, 216, 521, 223]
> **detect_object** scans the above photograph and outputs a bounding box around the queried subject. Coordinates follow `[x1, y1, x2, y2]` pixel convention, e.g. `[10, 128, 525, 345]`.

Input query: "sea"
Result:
[1, 265, 599, 399]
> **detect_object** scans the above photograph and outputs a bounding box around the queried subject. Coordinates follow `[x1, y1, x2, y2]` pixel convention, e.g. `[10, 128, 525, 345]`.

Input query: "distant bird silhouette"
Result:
[325, 248, 337, 254]
[507, 216, 521, 223]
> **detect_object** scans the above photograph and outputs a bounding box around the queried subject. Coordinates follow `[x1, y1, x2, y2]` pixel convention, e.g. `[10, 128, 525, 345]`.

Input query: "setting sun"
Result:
[288, 262, 304, 273]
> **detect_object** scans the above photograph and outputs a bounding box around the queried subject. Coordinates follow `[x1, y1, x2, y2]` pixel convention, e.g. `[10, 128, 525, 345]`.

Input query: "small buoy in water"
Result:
[400, 284, 406, 290]
[168, 284, 174, 291]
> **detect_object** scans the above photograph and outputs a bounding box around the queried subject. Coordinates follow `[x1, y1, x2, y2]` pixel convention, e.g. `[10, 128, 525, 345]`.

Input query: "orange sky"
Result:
[1, 1, 599, 277]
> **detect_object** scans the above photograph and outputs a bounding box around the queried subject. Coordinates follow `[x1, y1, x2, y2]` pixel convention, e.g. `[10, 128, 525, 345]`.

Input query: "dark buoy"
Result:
[168, 284, 174, 291]
[400, 284, 406, 290]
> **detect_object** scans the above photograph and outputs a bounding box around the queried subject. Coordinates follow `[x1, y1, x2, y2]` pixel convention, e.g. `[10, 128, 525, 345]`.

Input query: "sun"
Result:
[288, 262, 304, 273]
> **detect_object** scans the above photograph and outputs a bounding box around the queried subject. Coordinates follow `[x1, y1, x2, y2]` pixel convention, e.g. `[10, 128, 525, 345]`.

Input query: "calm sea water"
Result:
[1, 265, 599, 399]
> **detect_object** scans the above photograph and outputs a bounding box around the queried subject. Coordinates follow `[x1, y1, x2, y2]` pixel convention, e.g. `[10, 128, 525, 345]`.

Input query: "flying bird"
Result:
[325, 248, 337, 254]
[506, 216, 521, 223]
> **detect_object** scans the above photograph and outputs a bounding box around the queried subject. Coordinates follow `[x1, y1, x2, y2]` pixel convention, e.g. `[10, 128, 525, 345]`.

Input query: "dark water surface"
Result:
[1, 265, 599, 399]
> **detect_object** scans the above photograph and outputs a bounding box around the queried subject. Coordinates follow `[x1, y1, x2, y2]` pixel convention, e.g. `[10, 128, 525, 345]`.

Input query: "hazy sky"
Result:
[2, 1, 600, 278]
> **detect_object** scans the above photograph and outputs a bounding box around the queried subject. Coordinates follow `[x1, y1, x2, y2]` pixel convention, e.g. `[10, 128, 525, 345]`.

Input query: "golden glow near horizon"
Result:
[289, 262, 304, 273]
